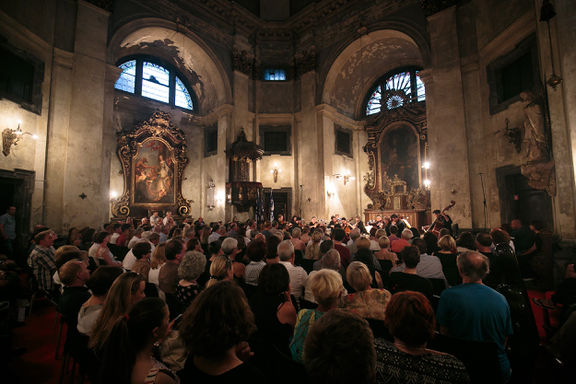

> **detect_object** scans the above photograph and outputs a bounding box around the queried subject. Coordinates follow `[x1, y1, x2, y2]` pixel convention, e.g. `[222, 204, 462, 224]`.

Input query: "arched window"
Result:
[365, 67, 425, 116]
[114, 57, 195, 111]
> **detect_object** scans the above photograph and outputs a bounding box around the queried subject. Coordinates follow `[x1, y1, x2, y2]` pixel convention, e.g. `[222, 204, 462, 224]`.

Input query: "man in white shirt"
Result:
[128, 228, 144, 249]
[150, 211, 161, 226]
[278, 240, 308, 304]
[208, 224, 224, 244]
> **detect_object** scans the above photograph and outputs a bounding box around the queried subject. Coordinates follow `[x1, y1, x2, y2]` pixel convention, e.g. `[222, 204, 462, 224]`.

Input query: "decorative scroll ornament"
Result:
[112, 111, 192, 217]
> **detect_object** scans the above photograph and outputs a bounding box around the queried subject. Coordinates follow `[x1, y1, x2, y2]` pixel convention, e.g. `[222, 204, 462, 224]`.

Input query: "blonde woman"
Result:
[205, 255, 233, 288]
[305, 230, 323, 260]
[341, 261, 391, 321]
[148, 243, 167, 286]
[290, 269, 344, 362]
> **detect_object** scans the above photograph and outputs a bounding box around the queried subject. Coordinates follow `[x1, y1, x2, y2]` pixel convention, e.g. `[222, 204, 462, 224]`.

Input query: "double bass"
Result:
[423, 200, 456, 238]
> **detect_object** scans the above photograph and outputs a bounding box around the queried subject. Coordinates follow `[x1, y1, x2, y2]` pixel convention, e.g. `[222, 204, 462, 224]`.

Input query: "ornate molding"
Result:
[232, 48, 256, 76]
[112, 111, 192, 217]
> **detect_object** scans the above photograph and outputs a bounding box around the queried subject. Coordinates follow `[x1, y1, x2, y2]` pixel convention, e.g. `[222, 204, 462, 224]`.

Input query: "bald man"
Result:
[436, 252, 513, 382]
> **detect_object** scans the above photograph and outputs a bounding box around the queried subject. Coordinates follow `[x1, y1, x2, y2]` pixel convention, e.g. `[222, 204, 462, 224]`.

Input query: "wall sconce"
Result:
[2, 121, 38, 156]
[423, 179, 431, 189]
[270, 163, 281, 183]
[215, 189, 225, 207]
[109, 190, 119, 200]
[206, 179, 216, 210]
[333, 171, 355, 185]
[326, 190, 334, 199]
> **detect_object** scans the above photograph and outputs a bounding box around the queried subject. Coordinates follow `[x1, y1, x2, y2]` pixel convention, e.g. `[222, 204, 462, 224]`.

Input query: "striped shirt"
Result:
[244, 261, 266, 286]
[28, 245, 57, 292]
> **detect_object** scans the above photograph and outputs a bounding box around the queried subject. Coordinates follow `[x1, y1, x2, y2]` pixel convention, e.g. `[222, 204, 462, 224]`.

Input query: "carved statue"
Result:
[521, 91, 548, 163]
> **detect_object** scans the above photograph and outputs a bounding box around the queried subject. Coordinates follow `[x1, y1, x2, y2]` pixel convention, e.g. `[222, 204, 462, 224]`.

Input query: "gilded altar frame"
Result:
[111, 111, 191, 218]
[363, 103, 430, 211]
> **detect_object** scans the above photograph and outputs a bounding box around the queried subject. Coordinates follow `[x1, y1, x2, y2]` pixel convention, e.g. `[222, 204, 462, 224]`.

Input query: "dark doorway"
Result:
[0, 169, 35, 264]
[497, 166, 553, 231]
[263, 188, 292, 222]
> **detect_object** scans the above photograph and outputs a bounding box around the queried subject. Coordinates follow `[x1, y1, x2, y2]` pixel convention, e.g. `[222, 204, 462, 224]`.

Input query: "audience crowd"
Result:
[1, 209, 575, 383]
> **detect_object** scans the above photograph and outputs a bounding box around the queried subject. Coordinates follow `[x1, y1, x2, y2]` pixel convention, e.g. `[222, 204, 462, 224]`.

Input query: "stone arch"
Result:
[321, 29, 426, 120]
[108, 18, 232, 113]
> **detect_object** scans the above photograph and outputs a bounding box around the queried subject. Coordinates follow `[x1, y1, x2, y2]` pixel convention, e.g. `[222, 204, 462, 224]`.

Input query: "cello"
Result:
[423, 200, 456, 238]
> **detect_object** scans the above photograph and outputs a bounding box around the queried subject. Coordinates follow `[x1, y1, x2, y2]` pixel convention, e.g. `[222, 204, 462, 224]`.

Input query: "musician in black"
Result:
[430, 209, 453, 236]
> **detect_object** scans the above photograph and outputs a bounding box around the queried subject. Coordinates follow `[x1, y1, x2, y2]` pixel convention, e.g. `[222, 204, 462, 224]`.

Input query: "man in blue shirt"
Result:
[437, 251, 513, 382]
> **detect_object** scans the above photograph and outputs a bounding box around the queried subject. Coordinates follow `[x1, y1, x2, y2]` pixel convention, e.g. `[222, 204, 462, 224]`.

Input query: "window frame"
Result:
[363, 66, 424, 117]
[262, 67, 289, 82]
[114, 55, 197, 113]
[259, 125, 292, 155]
[334, 125, 353, 158]
[204, 124, 218, 157]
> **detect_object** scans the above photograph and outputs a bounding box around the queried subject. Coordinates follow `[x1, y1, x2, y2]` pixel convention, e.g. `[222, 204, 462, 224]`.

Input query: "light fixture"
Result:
[2, 120, 37, 156]
[333, 171, 355, 185]
[423, 179, 431, 188]
[216, 189, 225, 207]
[422, 161, 431, 169]
[271, 163, 281, 183]
[540, 0, 562, 89]
[109, 190, 119, 200]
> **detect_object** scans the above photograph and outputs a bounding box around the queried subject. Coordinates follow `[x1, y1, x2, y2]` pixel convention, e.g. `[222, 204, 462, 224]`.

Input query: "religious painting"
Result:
[379, 124, 419, 190]
[112, 111, 192, 218]
[133, 138, 175, 204]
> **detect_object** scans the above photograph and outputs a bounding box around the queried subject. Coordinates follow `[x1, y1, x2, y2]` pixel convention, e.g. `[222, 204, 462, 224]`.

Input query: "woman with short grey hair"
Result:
[177, 251, 206, 311]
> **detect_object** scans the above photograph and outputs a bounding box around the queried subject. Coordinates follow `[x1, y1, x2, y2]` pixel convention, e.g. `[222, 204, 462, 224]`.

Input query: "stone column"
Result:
[426, 6, 473, 229]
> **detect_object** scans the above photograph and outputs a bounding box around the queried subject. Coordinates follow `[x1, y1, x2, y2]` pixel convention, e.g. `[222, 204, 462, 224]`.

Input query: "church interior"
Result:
[1, 0, 576, 383]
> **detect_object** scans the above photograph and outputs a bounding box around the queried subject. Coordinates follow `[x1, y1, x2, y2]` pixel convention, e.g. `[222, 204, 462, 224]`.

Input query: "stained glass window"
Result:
[365, 68, 425, 116]
[114, 57, 196, 112]
[264, 69, 286, 81]
[175, 76, 193, 110]
[115, 60, 136, 93]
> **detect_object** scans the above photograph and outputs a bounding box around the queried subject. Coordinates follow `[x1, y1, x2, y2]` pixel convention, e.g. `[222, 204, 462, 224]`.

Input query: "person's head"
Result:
[220, 237, 238, 256]
[437, 235, 457, 252]
[369, 227, 377, 238]
[277, 240, 295, 262]
[349, 228, 361, 241]
[411, 238, 427, 254]
[510, 219, 522, 230]
[389, 225, 398, 235]
[333, 228, 346, 242]
[456, 232, 476, 250]
[147, 232, 160, 245]
[385, 291, 435, 347]
[178, 251, 207, 282]
[401, 228, 413, 241]
[258, 263, 290, 296]
[99, 298, 169, 384]
[355, 237, 370, 250]
[266, 235, 281, 261]
[490, 228, 510, 245]
[423, 231, 439, 254]
[165, 239, 184, 261]
[291, 227, 301, 239]
[132, 241, 152, 260]
[54, 245, 84, 269]
[309, 269, 343, 308]
[320, 240, 334, 255]
[94, 231, 110, 244]
[530, 220, 545, 232]
[346, 261, 372, 292]
[378, 236, 391, 250]
[475, 232, 492, 249]
[311, 230, 323, 243]
[439, 228, 451, 237]
[320, 249, 341, 271]
[457, 251, 490, 282]
[7, 206, 16, 216]
[185, 237, 201, 252]
[90, 272, 146, 350]
[246, 240, 266, 262]
[86, 266, 123, 297]
[35, 229, 56, 247]
[179, 281, 256, 358]
[375, 229, 387, 239]
[206, 255, 233, 287]
[112, 223, 122, 233]
[433, 209, 441, 217]
[400, 246, 420, 269]
[59, 260, 90, 286]
[304, 309, 376, 384]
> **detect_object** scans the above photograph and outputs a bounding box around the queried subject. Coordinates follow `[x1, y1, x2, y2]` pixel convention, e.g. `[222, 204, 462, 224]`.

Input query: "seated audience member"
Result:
[388, 246, 434, 301]
[127, 228, 144, 249]
[341, 261, 391, 321]
[392, 238, 446, 281]
[347, 228, 361, 254]
[305, 230, 324, 260]
[131, 242, 152, 280]
[391, 229, 413, 254]
[98, 297, 177, 384]
[290, 227, 306, 252]
[353, 244, 384, 289]
[278, 240, 308, 306]
[313, 240, 334, 271]
[115, 224, 131, 247]
[436, 252, 513, 382]
[178, 281, 266, 382]
[489, 228, 523, 287]
[108, 224, 122, 245]
[205, 255, 234, 288]
[388, 225, 400, 243]
[332, 228, 351, 268]
[244, 240, 267, 287]
[57, 260, 91, 343]
[456, 231, 477, 253]
[158, 239, 185, 296]
[304, 249, 343, 305]
[67, 227, 83, 247]
[176, 251, 206, 310]
[53, 246, 85, 288]
[423, 231, 439, 255]
[148, 243, 167, 287]
[249, 263, 297, 357]
[89, 272, 146, 353]
[221, 237, 245, 281]
[77, 266, 123, 336]
[28, 229, 58, 295]
[185, 238, 203, 254]
[434, 235, 460, 287]
[352, 237, 383, 273]
[88, 231, 120, 267]
[376, 291, 469, 384]
[304, 309, 376, 384]
[375, 236, 398, 265]
[266, 235, 281, 264]
[290, 269, 344, 362]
